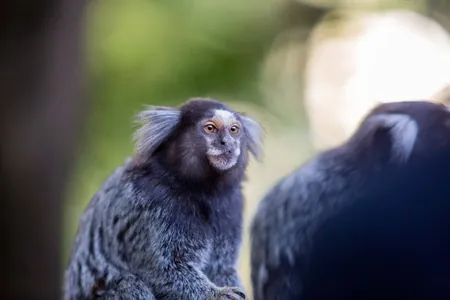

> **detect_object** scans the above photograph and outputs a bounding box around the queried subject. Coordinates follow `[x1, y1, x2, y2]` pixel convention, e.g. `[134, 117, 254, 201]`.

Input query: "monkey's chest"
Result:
[207, 207, 242, 256]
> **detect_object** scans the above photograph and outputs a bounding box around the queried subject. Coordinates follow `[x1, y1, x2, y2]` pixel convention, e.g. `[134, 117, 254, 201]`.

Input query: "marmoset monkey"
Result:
[64, 98, 264, 300]
[250, 101, 450, 300]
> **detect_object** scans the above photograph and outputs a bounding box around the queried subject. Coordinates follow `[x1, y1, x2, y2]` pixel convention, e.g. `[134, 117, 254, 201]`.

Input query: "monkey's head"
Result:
[133, 98, 264, 180]
[344, 100, 450, 169]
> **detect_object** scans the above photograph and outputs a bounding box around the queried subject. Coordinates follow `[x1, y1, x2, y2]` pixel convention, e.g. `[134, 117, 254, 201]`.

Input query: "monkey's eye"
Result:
[230, 125, 240, 134]
[204, 123, 217, 133]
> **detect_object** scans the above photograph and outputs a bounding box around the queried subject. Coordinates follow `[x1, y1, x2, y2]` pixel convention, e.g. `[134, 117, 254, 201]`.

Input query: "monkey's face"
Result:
[133, 98, 263, 177]
[199, 109, 243, 171]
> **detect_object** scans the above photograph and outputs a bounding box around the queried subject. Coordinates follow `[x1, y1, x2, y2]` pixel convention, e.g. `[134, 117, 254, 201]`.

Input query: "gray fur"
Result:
[64, 98, 262, 300]
[240, 115, 264, 161]
[93, 274, 155, 299]
[133, 106, 181, 159]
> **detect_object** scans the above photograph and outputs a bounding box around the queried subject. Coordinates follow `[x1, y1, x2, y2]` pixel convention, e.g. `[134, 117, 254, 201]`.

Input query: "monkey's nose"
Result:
[220, 136, 234, 146]
[220, 139, 230, 146]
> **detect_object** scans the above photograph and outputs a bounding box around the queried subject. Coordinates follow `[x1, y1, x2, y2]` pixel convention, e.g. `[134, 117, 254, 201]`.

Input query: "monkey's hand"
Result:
[210, 286, 247, 300]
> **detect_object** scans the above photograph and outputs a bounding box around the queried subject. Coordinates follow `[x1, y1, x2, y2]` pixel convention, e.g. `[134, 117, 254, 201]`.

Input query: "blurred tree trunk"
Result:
[0, 0, 88, 299]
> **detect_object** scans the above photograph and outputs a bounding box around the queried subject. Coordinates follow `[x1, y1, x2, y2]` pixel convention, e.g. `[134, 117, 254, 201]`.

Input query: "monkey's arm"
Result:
[205, 234, 244, 288]
[252, 252, 304, 300]
[204, 191, 245, 289]
[209, 268, 242, 289]
[139, 237, 244, 300]
[250, 217, 304, 300]
[249, 172, 316, 300]
[124, 211, 244, 300]
[206, 257, 243, 289]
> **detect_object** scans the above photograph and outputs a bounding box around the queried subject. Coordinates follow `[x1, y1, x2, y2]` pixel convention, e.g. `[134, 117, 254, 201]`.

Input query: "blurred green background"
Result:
[62, 0, 450, 297]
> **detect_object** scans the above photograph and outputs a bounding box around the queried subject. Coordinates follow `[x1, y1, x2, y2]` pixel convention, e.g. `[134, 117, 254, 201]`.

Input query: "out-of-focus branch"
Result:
[279, 0, 330, 34]
[0, 0, 88, 299]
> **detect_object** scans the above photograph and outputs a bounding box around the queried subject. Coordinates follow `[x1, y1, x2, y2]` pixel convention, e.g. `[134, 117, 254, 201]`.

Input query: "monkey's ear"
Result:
[364, 113, 418, 164]
[241, 115, 265, 161]
[133, 106, 181, 157]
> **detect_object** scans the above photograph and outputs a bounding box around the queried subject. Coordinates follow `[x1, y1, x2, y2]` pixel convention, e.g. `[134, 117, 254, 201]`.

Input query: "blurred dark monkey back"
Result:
[0, 0, 88, 299]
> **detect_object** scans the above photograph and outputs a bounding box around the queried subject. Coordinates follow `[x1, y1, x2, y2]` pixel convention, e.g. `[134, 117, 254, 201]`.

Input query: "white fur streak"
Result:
[370, 113, 418, 163]
[240, 115, 264, 161]
[214, 109, 235, 123]
[133, 107, 181, 156]
[234, 147, 241, 157]
[208, 155, 239, 171]
[206, 148, 224, 156]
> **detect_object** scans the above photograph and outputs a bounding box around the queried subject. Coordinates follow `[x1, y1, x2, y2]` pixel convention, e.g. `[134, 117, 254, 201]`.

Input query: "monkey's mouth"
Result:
[209, 151, 233, 162]
[207, 150, 238, 171]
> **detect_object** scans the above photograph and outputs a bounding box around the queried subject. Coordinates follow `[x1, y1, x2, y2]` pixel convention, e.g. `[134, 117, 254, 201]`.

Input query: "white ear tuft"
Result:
[133, 106, 181, 157]
[240, 115, 265, 161]
[368, 113, 418, 164]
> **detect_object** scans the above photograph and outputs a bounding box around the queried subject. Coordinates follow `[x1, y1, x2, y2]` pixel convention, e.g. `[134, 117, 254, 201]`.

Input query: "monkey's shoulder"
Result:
[116, 166, 243, 227]
[254, 157, 332, 222]
[251, 154, 360, 269]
